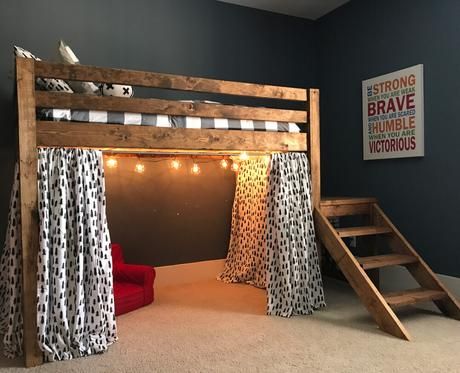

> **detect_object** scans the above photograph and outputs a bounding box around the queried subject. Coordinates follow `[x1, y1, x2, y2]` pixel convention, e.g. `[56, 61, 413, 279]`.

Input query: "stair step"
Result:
[383, 288, 447, 308]
[357, 254, 418, 270]
[320, 197, 378, 206]
[336, 225, 392, 238]
[321, 197, 379, 218]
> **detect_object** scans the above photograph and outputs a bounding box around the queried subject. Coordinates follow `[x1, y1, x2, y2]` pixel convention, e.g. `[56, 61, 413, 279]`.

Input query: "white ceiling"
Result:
[217, 0, 350, 20]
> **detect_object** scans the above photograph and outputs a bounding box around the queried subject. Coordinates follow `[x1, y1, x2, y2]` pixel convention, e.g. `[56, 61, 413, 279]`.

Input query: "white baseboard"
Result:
[155, 259, 226, 287]
[380, 267, 460, 311]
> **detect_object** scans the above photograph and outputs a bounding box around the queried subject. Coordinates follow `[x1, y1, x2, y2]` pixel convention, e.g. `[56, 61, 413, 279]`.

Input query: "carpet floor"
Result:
[1, 278, 459, 372]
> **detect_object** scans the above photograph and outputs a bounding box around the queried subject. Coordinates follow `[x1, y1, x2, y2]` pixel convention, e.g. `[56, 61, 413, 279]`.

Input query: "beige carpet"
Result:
[1, 278, 459, 373]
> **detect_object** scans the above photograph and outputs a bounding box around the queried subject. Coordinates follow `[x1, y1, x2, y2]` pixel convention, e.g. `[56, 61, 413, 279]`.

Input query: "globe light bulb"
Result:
[106, 157, 118, 169]
[240, 152, 249, 161]
[134, 162, 145, 174]
[220, 159, 229, 169]
[191, 163, 201, 175]
[171, 159, 181, 170]
[231, 162, 239, 172]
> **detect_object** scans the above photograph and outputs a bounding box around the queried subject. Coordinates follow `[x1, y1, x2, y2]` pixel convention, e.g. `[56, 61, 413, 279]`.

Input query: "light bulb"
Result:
[106, 157, 118, 169]
[171, 159, 181, 170]
[191, 163, 201, 175]
[231, 162, 239, 172]
[240, 152, 249, 161]
[220, 159, 229, 169]
[263, 155, 271, 164]
[134, 162, 145, 174]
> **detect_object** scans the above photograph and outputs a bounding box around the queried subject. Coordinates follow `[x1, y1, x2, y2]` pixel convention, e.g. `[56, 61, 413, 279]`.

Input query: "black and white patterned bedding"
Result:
[39, 108, 301, 133]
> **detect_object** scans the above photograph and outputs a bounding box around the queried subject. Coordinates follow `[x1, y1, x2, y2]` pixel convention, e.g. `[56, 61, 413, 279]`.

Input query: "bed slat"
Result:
[34, 61, 307, 101]
[36, 91, 307, 123]
[36, 121, 308, 152]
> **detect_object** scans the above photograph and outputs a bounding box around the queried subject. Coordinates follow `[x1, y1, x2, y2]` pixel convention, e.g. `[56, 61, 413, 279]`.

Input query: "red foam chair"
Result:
[111, 243, 156, 316]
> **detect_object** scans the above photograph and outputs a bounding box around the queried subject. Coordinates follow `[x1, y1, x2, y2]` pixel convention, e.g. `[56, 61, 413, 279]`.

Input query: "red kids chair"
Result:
[111, 243, 156, 316]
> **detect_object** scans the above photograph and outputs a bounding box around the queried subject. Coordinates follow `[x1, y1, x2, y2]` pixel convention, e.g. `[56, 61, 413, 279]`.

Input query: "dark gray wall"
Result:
[318, 0, 460, 276]
[0, 0, 318, 265]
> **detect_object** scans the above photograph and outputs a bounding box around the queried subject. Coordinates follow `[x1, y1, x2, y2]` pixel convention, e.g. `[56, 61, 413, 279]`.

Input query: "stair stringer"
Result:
[314, 207, 411, 340]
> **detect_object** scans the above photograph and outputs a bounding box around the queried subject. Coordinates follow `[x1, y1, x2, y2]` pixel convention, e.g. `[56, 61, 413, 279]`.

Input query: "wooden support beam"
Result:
[36, 91, 307, 124]
[36, 121, 307, 152]
[308, 89, 320, 210]
[16, 58, 43, 367]
[34, 61, 307, 101]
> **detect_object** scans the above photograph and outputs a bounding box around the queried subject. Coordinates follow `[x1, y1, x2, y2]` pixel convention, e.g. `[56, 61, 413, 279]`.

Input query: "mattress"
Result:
[39, 108, 301, 133]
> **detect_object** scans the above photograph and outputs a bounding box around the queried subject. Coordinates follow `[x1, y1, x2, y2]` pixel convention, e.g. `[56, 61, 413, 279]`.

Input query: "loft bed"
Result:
[15, 57, 321, 367]
[14, 58, 460, 367]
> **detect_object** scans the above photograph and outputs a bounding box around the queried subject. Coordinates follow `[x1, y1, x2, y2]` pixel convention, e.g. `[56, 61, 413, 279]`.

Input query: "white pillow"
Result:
[14, 46, 73, 93]
[57, 40, 100, 95]
[101, 83, 134, 97]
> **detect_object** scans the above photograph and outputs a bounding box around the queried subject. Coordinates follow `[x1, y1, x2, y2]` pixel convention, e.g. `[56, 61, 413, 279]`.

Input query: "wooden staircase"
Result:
[315, 197, 460, 340]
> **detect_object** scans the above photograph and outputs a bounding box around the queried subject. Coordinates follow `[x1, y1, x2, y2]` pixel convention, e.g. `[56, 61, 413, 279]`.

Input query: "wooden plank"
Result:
[34, 61, 307, 101]
[36, 121, 308, 152]
[321, 203, 371, 218]
[357, 254, 418, 270]
[314, 207, 411, 340]
[383, 288, 446, 308]
[16, 58, 43, 366]
[372, 204, 460, 320]
[320, 197, 378, 206]
[36, 91, 307, 123]
[308, 89, 320, 210]
[336, 226, 392, 238]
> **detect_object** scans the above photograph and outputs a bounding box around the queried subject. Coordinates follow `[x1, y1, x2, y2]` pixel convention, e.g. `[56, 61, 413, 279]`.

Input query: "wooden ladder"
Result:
[314, 197, 460, 340]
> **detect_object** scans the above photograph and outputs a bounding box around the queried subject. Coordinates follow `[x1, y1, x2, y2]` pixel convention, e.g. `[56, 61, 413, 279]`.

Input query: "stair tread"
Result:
[336, 225, 392, 238]
[320, 197, 378, 207]
[383, 288, 447, 308]
[357, 254, 418, 270]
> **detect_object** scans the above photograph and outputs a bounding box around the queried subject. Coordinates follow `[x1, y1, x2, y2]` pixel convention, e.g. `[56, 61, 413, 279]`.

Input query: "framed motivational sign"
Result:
[362, 64, 424, 160]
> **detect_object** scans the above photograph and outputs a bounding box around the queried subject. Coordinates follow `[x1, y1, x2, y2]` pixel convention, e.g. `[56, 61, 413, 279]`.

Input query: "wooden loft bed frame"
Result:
[15, 58, 460, 367]
[15, 57, 320, 366]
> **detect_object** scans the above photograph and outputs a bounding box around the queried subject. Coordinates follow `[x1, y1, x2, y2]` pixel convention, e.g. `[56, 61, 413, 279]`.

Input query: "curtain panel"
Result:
[218, 157, 268, 288]
[266, 153, 325, 317]
[219, 153, 325, 317]
[0, 149, 117, 361]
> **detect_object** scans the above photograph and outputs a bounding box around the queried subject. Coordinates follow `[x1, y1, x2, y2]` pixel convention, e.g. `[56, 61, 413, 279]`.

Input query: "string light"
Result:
[231, 162, 239, 172]
[220, 159, 229, 169]
[134, 162, 145, 174]
[191, 162, 201, 175]
[170, 159, 182, 170]
[240, 152, 249, 161]
[106, 157, 118, 169]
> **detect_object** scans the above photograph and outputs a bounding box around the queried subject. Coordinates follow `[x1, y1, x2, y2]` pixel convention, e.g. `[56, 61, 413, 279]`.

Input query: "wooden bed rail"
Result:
[34, 61, 307, 101]
[36, 121, 307, 152]
[15, 57, 321, 367]
[35, 91, 307, 123]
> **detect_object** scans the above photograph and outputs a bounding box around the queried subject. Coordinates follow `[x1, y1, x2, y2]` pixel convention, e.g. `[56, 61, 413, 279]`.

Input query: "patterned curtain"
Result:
[218, 157, 268, 288]
[0, 149, 117, 361]
[266, 153, 325, 316]
[219, 153, 325, 317]
[0, 165, 23, 358]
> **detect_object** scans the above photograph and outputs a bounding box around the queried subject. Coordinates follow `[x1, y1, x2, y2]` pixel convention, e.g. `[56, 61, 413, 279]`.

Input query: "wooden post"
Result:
[16, 58, 43, 367]
[308, 89, 320, 210]
[308, 89, 322, 267]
